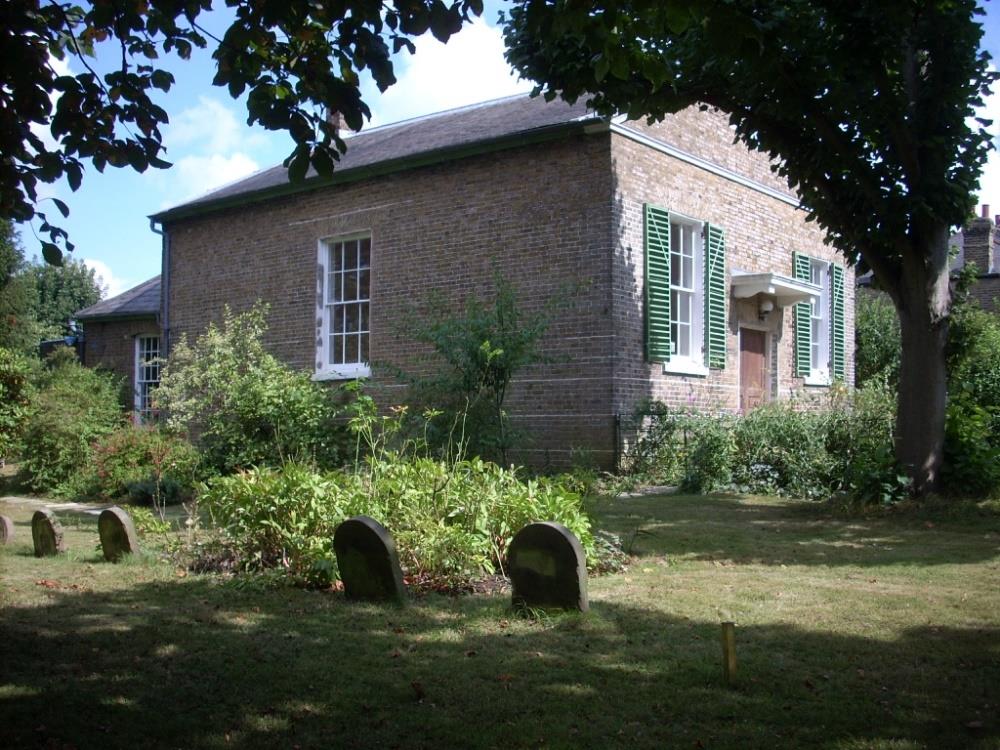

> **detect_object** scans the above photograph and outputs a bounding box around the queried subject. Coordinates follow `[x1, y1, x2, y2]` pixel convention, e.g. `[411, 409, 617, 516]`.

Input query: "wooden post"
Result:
[721, 621, 737, 686]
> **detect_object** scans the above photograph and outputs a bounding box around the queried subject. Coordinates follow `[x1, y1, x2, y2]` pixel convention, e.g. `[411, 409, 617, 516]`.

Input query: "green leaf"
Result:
[41, 242, 63, 266]
[287, 152, 309, 183]
[595, 55, 610, 83]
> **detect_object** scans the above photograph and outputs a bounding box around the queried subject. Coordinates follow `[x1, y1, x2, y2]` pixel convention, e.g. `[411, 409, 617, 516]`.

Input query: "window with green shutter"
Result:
[644, 204, 672, 362]
[704, 223, 727, 369]
[793, 252, 846, 383]
[792, 251, 813, 378]
[831, 264, 846, 379]
[644, 204, 727, 371]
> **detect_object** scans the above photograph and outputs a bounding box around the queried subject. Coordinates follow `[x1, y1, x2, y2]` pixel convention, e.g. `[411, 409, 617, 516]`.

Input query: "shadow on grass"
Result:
[598, 494, 1000, 568]
[1, 577, 997, 750]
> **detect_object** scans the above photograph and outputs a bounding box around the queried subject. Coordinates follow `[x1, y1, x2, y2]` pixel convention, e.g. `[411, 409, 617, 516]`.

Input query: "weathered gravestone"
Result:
[31, 508, 66, 557]
[508, 522, 589, 612]
[99, 506, 139, 562]
[333, 516, 406, 602]
[0, 515, 14, 545]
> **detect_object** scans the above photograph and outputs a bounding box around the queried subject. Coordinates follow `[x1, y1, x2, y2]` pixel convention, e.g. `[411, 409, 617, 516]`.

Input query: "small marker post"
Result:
[721, 621, 737, 686]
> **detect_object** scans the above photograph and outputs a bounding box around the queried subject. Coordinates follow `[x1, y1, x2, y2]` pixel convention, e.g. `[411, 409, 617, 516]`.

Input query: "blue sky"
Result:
[20, 4, 1000, 298]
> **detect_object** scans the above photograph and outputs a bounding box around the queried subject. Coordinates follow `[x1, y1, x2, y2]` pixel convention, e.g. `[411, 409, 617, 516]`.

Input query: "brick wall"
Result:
[610, 109, 855, 420]
[81, 318, 160, 410]
[165, 135, 616, 467]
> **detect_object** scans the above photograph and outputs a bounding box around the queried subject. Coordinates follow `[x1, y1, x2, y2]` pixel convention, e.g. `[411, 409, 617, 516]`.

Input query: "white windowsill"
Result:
[313, 364, 371, 381]
[804, 371, 831, 387]
[663, 358, 709, 378]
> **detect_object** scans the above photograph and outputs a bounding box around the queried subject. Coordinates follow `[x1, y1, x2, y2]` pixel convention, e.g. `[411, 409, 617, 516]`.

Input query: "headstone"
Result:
[333, 516, 406, 602]
[0, 514, 14, 544]
[508, 522, 589, 612]
[98, 506, 139, 562]
[31, 508, 66, 557]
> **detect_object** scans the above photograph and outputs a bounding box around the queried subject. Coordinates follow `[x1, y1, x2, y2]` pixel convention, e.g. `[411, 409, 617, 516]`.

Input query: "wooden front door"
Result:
[740, 328, 768, 413]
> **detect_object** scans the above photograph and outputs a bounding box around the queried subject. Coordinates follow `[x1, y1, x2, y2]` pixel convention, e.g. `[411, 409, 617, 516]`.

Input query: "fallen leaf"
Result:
[35, 579, 60, 589]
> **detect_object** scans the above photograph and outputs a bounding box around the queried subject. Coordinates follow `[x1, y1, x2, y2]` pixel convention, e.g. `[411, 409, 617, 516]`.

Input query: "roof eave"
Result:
[76, 312, 159, 323]
[150, 117, 608, 224]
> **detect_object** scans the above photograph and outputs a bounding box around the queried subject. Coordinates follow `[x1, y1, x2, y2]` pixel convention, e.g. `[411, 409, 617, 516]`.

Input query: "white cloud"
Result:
[155, 97, 266, 204]
[29, 55, 74, 152]
[166, 95, 268, 155]
[364, 18, 532, 129]
[83, 258, 135, 299]
[170, 152, 260, 203]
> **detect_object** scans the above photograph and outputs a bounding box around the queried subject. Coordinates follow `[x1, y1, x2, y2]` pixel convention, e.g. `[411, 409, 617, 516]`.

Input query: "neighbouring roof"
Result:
[75, 275, 161, 320]
[151, 94, 599, 222]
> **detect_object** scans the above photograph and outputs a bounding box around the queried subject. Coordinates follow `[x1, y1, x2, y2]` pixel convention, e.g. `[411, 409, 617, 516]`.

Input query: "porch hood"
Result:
[730, 270, 820, 307]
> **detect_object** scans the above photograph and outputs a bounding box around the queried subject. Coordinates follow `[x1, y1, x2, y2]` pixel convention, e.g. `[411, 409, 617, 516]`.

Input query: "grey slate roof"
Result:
[153, 94, 598, 221]
[76, 275, 160, 320]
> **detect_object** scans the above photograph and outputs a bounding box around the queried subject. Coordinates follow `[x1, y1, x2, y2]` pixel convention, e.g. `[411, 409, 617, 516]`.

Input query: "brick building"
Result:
[75, 275, 161, 421]
[84, 94, 854, 466]
[951, 205, 1000, 311]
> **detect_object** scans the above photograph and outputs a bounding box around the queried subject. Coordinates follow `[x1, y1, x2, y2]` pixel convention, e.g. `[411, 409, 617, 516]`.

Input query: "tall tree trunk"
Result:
[892, 226, 951, 496]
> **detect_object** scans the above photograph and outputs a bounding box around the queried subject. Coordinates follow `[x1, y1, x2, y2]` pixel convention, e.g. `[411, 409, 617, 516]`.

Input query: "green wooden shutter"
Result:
[793, 251, 812, 377]
[644, 204, 671, 362]
[831, 263, 846, 380]
[704, 223, 726, 369]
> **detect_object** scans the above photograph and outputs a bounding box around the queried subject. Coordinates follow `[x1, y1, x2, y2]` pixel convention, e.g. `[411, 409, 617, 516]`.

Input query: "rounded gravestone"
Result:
[31, 508, 66, 557]
[333, 516, 407, 602]
[98, 506, 139, 562]
[0, 514, 14, 544]
[507, 522, 589, 612]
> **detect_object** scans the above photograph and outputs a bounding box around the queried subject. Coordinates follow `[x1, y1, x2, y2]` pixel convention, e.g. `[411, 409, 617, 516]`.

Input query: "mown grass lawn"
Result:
[1, 493, 998, 750]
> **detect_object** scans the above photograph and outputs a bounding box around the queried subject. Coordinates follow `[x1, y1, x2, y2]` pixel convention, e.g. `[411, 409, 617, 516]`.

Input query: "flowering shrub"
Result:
[74, 426, 202, 505]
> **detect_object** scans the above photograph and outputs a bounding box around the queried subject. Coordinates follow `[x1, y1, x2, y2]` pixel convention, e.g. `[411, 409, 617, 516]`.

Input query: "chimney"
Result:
[964, 206, 994, 274]
[326, 109, 343, 137]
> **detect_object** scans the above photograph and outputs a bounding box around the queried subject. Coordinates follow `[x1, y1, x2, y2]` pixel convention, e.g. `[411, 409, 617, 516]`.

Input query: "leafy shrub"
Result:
[942, 395, 1000, 497]
[855, 290, 900, 388]
[944, 301, 1000, 497]
[680, 413, 735, 493]
[202, 456, 596, 589]
[624, 400, 684, 483]
[201, 401, 598, 588]
[73, 426, 202, 504]
[825, 379, 909, 504]
[201, 462, 347, 587]
[0, 347, 32, 462]
[156, 304, 349, 473]
[397, 271, 551, 464]
[21, 354, 123, 494]
[621, 381, 904, 504]
[128, 506, 172, 538]
[731, 404, 833, 499]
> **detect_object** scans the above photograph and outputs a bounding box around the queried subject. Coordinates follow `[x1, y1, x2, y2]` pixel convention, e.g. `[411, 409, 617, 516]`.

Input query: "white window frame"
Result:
[805, 259, 831, 385]
[133, 335, 161, 424]
[314, 232, 372, 381]
[664, 214, 708, 377]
